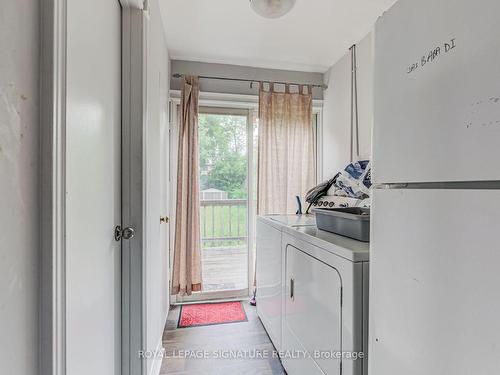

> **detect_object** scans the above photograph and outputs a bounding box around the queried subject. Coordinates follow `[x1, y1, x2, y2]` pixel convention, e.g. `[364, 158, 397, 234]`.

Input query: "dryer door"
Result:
[283, 243, 343, 375]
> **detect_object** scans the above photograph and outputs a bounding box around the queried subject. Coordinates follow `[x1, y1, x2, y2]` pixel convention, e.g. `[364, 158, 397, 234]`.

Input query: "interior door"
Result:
[159, 96, 170, 306]
[66, 0, 121, 374]
[284, 243, 343, 375]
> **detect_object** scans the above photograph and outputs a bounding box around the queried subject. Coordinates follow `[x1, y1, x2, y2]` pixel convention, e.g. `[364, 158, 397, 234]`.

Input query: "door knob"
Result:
[114, 225, 135, 241]
[160, 216, 169, 224]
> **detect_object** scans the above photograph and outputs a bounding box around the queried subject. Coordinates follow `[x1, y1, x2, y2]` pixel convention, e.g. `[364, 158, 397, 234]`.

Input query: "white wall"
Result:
[322, 32, 373, 179]
[0, 1, 39, 374]
[145, 1, 171, 374]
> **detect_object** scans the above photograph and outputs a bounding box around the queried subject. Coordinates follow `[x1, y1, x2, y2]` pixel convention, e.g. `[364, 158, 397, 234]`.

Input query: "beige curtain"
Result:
[258, 84, 315, 214]
[172, 76, 202, 296]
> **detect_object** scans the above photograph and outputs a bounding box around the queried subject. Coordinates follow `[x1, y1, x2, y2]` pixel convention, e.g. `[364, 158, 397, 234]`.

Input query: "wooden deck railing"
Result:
[200, 199, 247, 246]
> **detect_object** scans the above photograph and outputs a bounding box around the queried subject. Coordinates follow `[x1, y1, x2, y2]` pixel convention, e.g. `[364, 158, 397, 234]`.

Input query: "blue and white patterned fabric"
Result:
[334, 160, 372, 198]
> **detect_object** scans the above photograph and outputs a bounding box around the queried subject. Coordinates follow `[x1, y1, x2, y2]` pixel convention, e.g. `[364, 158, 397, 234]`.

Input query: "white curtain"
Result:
[257, 84, 315, 215]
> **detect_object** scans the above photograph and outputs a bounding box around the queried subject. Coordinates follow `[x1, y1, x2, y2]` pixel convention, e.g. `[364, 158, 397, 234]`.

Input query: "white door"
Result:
[283, 242, 343, 375]
[370, 189, 500, 375]
[160, 95, 170, 309]
[372, 0, 500, 184]
[66, 0, 122, 374]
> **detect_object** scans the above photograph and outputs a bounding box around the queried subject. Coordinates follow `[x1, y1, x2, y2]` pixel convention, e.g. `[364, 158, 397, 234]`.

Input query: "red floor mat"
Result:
[178, 301, 248, 328]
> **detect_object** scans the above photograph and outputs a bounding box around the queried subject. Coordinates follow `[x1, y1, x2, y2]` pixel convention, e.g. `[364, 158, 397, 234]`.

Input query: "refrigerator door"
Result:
[370, 189, 500, 375]
[373, 0, 500, 184]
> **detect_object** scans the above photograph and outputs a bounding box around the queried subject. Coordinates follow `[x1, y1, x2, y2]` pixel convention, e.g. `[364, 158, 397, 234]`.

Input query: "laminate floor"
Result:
[160, 302, 286, 375]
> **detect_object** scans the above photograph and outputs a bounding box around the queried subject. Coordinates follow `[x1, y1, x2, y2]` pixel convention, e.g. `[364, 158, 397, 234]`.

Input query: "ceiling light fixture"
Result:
[250, 0, 296, 19]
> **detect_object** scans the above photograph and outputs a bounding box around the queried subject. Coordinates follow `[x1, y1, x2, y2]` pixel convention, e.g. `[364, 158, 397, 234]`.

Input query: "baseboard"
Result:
[148, 304, 170, 375]
[147, 336, 165, 375]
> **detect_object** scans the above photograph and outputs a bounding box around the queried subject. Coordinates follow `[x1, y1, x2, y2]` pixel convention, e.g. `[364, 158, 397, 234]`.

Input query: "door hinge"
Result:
[168, 100, 173, 124]
[142, 0, 150, 19]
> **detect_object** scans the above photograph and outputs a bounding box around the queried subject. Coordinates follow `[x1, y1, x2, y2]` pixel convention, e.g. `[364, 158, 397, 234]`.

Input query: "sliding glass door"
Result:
[172, 106, 255, 302]
[199, 108, 249, 296]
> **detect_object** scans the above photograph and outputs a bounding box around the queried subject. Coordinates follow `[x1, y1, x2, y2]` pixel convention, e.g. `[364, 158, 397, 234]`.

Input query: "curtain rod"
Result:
[172, 73, 328, 90]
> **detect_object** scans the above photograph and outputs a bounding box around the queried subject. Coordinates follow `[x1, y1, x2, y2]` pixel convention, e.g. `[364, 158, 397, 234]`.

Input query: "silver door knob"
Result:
[114, 225, 136, 241]
[122, 227, 135, 240]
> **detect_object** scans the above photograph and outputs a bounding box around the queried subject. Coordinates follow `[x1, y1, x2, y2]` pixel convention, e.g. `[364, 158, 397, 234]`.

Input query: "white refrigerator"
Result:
[370, 0, 500, 374]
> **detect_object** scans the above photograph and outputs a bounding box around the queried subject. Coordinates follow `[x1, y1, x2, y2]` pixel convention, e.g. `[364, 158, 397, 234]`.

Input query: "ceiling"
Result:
[159, 0, 398, 73]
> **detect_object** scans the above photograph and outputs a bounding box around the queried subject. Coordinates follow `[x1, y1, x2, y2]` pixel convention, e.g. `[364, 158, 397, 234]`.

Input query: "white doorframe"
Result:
[120, 5, 148, 375]
[40, 2, 147, 375]
[40, 1, 67, 374]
